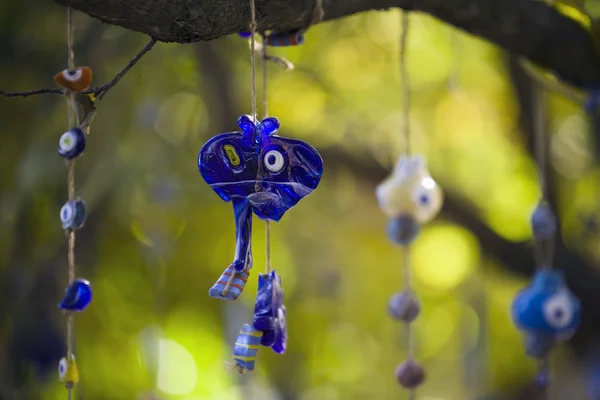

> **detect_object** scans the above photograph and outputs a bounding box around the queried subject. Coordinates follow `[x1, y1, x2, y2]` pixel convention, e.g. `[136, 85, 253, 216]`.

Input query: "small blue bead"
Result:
[58, 128, 86, 159]
[387, 215, 420, 246]
[531, 204, 557, 240]
[535, 369, 550, 389]
[388, 291, 420, 323]
[60, 198, 86, 230]
[524, 333, 555, 359]
[238, 32, 252, 38]
[58, 278, 92, 312]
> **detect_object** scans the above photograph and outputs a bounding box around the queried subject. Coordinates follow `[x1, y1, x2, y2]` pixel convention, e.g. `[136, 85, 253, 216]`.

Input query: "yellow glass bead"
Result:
[376, 155, 443, 223]
[58, 356, 79, 386]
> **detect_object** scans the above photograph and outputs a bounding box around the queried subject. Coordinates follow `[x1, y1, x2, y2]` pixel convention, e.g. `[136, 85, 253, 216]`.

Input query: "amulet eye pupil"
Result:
[268, 155, 276, 165]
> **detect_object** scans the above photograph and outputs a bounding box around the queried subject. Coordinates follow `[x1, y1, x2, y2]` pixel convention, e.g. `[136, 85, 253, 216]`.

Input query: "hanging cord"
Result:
[221, 0, 259, 297]
[261, 32, 272, 274]
[65, 10, 77, 400]
[400, 11, 411, 156]
[533, 87, 555, 268]
[400, 12, 416, 400]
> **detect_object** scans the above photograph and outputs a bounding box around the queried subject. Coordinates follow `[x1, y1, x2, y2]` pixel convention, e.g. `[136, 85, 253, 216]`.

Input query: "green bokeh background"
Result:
[0, 2, 598, 399]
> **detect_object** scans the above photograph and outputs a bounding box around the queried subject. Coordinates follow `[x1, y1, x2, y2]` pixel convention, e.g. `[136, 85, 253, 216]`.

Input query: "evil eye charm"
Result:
[232, 323, 263, 372]
[54, 66, 93, 92]
[58, 278, 92, 312]
[376, 155, 443, 224]
[512, 269, 581, 339]
[60, 198, 86, 230]
[58, 355, 79, 386]
[58, 128, 86, 159]
[265, 31, 305, 46]
[252, 270, 287, 354]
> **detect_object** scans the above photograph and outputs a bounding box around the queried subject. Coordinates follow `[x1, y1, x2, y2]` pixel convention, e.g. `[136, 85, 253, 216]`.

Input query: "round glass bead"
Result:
[531, 203, 557, 240]
[58, 127, 86, 159]
[238, 32, 252, 38]
[388, 291, 420, 323]
[60, 198, 86, 230]
[395, 360, 425, 389]
[387, 214, 419, 245]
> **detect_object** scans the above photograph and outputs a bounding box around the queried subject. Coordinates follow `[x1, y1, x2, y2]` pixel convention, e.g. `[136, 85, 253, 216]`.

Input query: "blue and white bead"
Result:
[512, 269, 581, 340]
[60, 198, 86, 230]
[58, 127, 86, 159]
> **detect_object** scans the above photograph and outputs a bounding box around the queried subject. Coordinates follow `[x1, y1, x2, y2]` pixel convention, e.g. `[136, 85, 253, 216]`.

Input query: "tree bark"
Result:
[55, 0, 600, 89]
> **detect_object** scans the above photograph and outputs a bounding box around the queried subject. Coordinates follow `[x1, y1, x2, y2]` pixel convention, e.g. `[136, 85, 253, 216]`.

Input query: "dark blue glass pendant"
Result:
[232, 323, 263, 372]
[58, 127, 86, 159]
[512, 269, 581, 340]
[60, 198, 86, 230]
[238, 32, 252, 39]
[199, 115, 323, 299]
[253, 270, 287, 354]
[58, 278, 92, 312]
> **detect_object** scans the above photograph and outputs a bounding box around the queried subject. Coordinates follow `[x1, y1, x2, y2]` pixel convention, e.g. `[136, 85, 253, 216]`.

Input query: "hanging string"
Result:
[532, 86, 555, 269]
[249, 0, 257, 121]
[65, 9, 77, 400]
[400, 11, 411, 156]
[260, 31, 272, 274]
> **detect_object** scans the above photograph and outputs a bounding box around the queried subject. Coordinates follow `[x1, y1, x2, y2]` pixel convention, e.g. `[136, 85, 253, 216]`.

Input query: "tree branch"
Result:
[53, 0, 600, 88]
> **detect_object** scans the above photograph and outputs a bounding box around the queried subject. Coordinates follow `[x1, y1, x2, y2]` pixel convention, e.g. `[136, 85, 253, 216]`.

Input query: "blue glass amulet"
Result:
[232, 323, 263, 372]
[512, 269, 581, 339]
[58, 278, 92, 312]
[253, 270, 287, 354]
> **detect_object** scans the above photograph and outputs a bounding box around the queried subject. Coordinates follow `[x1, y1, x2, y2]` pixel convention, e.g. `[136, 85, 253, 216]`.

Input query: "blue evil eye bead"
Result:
[387, 214, 419, 246]
[512, 269, 581, 339]
[60, 198, 86, 230]
[232, 323, 263, 372]
[58, 356, 79, 386]
[58, 278, 92, 312]
[395, 360, 426, 389]
[388, 291, 420, 323]
[531, 203, 557, 240]
[265, 31, 305, 46]
[376, 155, 443, 224]
[238, 32, 252, 38]
[58, 127, 86, 159]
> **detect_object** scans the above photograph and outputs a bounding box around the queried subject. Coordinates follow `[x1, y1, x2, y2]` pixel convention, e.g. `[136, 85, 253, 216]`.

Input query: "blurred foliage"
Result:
[0, 1, 599, 399]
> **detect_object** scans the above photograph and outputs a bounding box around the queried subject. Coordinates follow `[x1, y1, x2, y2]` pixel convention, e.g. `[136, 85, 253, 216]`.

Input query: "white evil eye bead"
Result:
[411, 177, 442, 223]
[264, 150, 285, 172]
[542, 292, 573, 330]
[58, 128, 86, 159]
[62, 69, 83, 82]
[60, 198, 86, 230]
